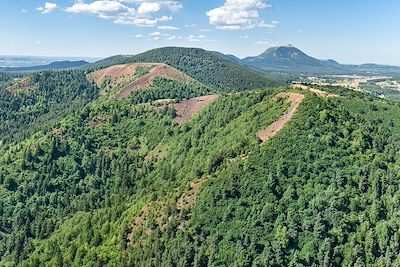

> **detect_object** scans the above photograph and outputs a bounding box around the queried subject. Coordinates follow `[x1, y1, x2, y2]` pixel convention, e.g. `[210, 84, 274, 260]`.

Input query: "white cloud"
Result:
[206, 0, 274, 30]
[158, 25, 179, 30]
[37, 2, 57, 14]
[65, 0, 180, 26]
[149, 31, 161, 36]
[138, 2, 160, 14]
[121, 0, 182, 12]
[132, 31, 179, 41]
[21, 9, 28, 13]
[158, 15, 172, 22]
[66, 1, 133, 16]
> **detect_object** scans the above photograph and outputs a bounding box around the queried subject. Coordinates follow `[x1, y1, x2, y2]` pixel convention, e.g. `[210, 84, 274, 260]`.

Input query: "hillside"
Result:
[0, 70, 98, 144]
[88, 63, 203, 100]
[93, 47, 281, 91]
[1, 72, 400, 266]
[2, 47, 400, 266]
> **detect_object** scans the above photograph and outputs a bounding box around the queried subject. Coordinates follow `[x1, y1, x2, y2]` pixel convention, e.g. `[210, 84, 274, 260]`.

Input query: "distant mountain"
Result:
[242, 45, 400, 75]
[0, 60, 89, 72]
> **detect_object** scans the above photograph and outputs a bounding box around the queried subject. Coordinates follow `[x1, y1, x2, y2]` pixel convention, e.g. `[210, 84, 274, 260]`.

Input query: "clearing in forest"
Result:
[172, 95, 218, 124]
[258, 92, 304, 142]
[88, 63, 194, 99]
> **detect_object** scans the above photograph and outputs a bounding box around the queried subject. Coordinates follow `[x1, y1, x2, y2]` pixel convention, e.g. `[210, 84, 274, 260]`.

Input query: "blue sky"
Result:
[1, 0, 399, 65]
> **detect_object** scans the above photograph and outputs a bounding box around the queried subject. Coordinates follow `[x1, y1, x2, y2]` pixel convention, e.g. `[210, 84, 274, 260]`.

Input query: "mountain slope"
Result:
[2, 85, 400, 266]
[243, 45, 400, 75]
[88, 62, 211, 101]
[0, 70, 98, 143]
[119, 47, 280, 91]
[243, 45, 344, 73]
[88, 63, 201, 99]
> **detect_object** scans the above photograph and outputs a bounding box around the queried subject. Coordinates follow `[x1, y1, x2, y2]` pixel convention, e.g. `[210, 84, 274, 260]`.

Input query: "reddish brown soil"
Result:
[88, 63, 194, 99]
[88, 64, 151, 87]
[116, 64, 192, 99]
[172, 95, 218, 124]
[258, 92, 304, 142]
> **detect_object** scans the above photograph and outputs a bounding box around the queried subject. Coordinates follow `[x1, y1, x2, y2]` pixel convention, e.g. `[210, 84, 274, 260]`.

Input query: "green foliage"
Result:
[2, 66, 400, 266]
[128, 77, 212, 104]
[0, 70, 98, 143]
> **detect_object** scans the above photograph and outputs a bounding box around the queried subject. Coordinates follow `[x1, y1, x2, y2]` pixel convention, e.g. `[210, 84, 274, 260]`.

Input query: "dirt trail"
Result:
[258, 92, 304, 142]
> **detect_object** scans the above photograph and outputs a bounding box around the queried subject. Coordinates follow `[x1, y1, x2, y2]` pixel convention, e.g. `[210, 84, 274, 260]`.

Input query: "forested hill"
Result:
[92, 47, 281, 91]
[0, 70, 98, 144]
[2, 76, 400, 266]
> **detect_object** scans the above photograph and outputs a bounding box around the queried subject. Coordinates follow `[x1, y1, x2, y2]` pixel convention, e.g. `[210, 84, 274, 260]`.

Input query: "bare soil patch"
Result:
[88, 64, 152, 87]
[258, 92, 304, 142]
[88, 63, 194, 99]
[116, 64, 193, 99]
[172, 95, 218, 124]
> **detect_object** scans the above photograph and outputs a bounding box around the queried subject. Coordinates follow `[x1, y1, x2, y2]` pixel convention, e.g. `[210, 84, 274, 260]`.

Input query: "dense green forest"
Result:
[2, 67, 400, 266]
[0, 70, 98, 144]
[0, 73, 22, 87]
[126, 77, 212, 104]
[0, 73, 14, 82]
[93, 47, 282, 91]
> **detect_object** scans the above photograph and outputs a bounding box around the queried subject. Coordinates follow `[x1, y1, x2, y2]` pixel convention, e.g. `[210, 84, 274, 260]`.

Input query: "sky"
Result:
[0, 0, 399, 65]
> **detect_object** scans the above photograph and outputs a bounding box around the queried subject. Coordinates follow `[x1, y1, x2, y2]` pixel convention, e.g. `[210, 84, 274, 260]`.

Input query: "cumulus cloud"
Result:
[121, 0, 182, 12]
[37, 2, 57, 14]
[66, 1, 134, 19]
[65, 0, 181, 26]
[206, 0, 274, 30]
[138, 2, 160, 14]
